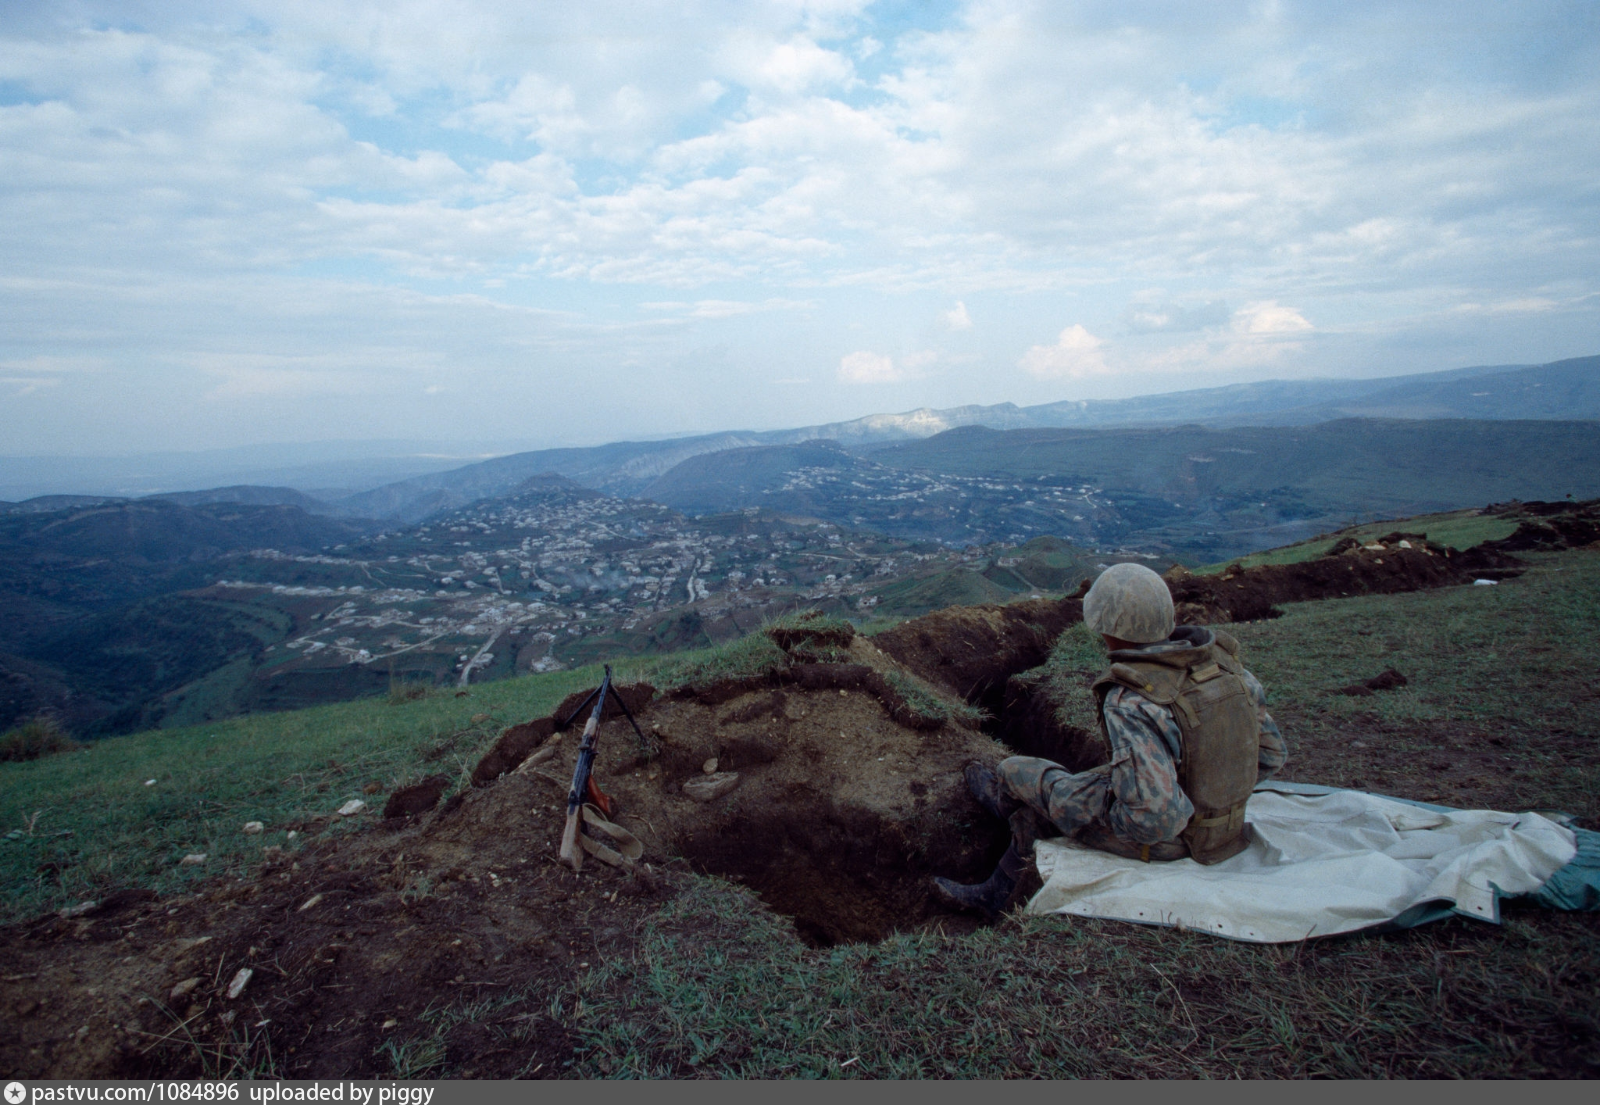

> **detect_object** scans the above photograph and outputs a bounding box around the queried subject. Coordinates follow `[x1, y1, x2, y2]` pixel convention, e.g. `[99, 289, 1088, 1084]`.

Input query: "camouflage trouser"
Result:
[997, 755, 1113, 838]
[997, 755, 1191, 861]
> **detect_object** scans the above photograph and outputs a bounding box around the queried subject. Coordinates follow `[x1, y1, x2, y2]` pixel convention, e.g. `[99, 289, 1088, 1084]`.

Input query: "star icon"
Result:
[5, 1082, 27, 1105]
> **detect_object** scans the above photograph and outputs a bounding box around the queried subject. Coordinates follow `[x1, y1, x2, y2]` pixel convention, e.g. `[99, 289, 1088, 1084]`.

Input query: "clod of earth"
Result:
[1333, 669, 1410, 697]
[382, 774, 450, 819]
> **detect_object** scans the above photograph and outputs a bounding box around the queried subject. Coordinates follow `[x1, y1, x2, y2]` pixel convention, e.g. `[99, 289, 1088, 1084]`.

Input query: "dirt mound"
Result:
[1478, 499, 1600, 552]
[1166, 535, 1523, 625]
[872, 595, 1083, 705]
[0, 628, 1017, 1079]
[1332, 668, 1410, 697]
[382, 773, 450, 818]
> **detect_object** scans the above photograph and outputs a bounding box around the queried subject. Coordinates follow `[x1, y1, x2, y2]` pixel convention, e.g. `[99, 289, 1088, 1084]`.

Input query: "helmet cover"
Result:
[1082, 562, 1175, 644]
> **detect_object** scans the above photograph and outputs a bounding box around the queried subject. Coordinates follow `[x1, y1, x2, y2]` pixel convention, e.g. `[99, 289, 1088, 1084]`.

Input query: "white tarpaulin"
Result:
[1028, 783, 1578, 943]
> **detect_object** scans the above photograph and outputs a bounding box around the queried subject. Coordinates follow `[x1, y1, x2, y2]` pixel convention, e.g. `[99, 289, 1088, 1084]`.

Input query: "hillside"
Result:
[878, 417, 1600, 518]
[0, 500, 373, 733]
[638, 418, 1600, 558]
[1, 531, 1595, 1078]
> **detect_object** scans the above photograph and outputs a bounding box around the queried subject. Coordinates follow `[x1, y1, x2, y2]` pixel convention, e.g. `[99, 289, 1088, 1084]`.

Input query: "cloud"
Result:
[838, 350, 901, 384]
[1018, 325, 1109, 379]
[940, 300, 972, 330]
[641, 298, 814, 319]
[1, 3, 1598, 453]
[1125, 301, 1229, 334]
[1233, 302, 1313, 335]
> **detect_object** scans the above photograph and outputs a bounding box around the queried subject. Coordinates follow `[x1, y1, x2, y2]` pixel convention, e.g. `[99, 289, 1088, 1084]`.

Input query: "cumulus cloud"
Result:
[1233, 302, 1314, 335]
[0, 2, 1596, 452]
[1018, 326, 1109, 379]
[838, 351, 901, 384]
[940, 301, 972, 330]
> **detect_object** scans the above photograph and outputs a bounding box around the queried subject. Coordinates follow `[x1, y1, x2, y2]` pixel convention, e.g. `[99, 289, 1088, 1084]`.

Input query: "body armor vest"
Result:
[1092, 629, 1260, 865]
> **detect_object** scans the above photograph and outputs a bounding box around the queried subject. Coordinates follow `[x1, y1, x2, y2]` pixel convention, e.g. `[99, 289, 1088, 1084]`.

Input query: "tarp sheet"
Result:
[1029, 782, 1583, 943]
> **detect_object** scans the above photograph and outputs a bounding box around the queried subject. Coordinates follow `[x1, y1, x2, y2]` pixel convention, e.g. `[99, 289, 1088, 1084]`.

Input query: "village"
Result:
[207, 479, 1056, 691]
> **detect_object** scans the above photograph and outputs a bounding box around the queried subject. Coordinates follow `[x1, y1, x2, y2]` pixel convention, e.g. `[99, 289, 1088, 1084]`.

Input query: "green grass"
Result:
[1227, 550, 1600, 821]
[0, 661, 647, 921]
[0, 715, 78, 763]
[1194, 509, 1522, 574]
[548, 873, 1598, 1078]
[1028, 621, 1110, 735]
[883, 670, 988, 728]
[645, 631, 791, 693]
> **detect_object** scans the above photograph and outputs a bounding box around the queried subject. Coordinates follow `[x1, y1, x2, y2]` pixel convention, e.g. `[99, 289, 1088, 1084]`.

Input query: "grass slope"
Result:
[1194, 508, 1523, 573]
[3, 548, 1597, 1077]
[0, 664, 646, 921]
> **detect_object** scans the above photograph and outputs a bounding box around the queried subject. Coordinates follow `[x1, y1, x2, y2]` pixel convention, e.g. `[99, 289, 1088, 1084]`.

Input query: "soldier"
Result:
[932, 562, 1288, 918]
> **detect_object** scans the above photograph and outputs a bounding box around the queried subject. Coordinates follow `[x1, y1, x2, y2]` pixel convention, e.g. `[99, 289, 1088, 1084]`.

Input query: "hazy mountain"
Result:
[329, 354, 1597, 523]
[0, 440, 521, 504]
[871, 418, 1600, 513]
[148, 485, 373, 518]
[641, 418, 1600, 553]
[642, 441, 865, 515]
[0, 499, 370, 644]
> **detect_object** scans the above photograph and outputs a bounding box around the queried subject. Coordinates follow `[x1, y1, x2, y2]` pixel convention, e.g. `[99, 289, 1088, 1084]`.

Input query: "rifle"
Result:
[557, 664, 650, 870]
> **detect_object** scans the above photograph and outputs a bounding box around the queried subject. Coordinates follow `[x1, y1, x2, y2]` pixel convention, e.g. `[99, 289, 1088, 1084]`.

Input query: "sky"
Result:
[2, 0, 1598, 457]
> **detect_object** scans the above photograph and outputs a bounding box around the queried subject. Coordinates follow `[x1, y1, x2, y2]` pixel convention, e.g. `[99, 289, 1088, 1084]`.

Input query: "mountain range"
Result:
[4, 353, 1596, 519]
[300, 352, 1600, 524]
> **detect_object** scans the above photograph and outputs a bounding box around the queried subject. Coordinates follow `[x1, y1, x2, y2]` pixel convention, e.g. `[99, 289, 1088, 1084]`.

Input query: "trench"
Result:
[661, 658, 1062, 948]
[672, 802, 1011, 948]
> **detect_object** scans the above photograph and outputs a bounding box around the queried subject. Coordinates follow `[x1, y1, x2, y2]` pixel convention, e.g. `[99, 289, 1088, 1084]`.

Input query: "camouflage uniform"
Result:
[999, 636, 1287, 847]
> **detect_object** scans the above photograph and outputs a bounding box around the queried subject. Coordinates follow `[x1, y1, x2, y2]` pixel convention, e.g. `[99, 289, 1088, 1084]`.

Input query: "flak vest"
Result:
[1091, 630, 1259, 865]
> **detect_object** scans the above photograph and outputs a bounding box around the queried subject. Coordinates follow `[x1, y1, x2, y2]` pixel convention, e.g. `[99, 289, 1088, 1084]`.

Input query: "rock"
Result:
[226, 968, 253, 1000]
[58, 900, 98, 918]
[471, 713, 491, 724]
[297, 893, 323, 912]
[702, 757, 718, 775]
[179, 853, 207, 866]
[362, 782, 381, 795]
[337, 799, 365, 816]
[169, 977, 200, 1002]
[242, 821, 264, 834]
[144, 779, 157, 786]
[683, 771, 740, 803]
[286, 831, 298, 840]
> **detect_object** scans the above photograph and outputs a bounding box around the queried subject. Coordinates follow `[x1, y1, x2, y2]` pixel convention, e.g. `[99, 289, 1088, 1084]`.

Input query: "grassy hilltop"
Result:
[2, 536, 1597, 1077]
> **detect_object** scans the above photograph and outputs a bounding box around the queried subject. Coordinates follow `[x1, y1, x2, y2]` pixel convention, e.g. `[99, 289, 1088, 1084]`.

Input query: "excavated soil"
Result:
[0, 526, 1535, 1078]
[0, 632, 1010, 1079]
[1163, 533, 1523, 626]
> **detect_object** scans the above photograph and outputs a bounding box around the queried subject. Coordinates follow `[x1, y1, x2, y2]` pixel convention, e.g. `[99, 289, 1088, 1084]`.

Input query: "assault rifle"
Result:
[557, 664, 650, 870]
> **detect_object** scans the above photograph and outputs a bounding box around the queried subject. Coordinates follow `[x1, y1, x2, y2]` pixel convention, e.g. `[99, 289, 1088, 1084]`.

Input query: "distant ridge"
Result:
[331, 354, 1598, 522]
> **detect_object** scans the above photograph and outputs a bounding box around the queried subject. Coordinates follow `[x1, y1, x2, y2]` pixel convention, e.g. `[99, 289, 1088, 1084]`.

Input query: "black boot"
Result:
[965, 762, 1022, 821]
[931, 839, 1026, 920]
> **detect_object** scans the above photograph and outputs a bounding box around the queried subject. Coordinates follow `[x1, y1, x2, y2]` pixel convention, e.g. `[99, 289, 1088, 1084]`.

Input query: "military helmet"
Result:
[1082, 562, 1174, 644]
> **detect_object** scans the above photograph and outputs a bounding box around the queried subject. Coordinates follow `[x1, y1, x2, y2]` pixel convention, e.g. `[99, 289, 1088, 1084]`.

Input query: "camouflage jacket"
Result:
[1098, 664, 1287, 844]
